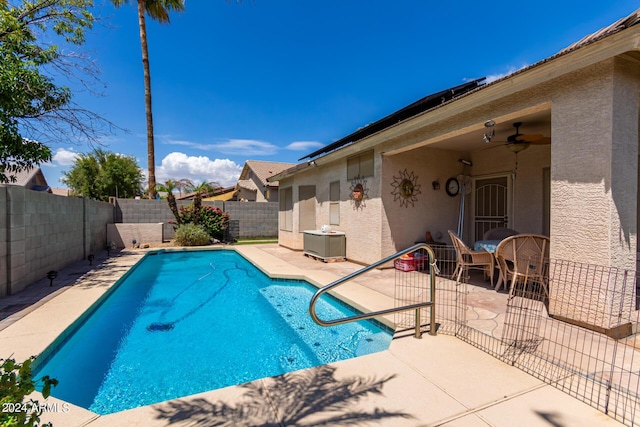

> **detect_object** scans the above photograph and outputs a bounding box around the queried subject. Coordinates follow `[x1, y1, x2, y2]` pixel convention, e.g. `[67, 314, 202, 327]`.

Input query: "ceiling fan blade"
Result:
[517, 133, 545, 142]
[530, 137, 551, 145]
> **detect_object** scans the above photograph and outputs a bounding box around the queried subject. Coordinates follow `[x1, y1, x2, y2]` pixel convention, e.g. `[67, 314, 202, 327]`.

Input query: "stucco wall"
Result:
[277, 153, 385, 264]
[0, 186, 114, 296]
[548, 58, 639, 328]
[381, 148, 462, 254]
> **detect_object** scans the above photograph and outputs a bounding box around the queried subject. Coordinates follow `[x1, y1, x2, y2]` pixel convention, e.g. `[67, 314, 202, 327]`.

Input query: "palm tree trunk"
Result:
[137, 0, 156, 199]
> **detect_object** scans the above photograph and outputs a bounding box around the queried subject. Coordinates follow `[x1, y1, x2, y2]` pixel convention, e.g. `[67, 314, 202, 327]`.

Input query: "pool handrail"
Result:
[309, 243, 437, 339]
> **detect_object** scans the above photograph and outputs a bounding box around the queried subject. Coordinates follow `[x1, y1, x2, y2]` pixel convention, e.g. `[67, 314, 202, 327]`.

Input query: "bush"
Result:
[175, 205, 229, 240]
[1, 357, 58, 427]
[198, 206, 229, 240]
[174, 223, 212, 246]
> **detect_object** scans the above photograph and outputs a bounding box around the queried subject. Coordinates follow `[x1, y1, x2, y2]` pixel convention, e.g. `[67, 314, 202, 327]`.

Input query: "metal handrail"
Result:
[309, 243, 437, 338]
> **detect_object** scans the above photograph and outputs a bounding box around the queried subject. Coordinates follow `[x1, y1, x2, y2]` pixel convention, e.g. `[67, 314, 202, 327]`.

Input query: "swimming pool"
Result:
[34, 250, 392, 415]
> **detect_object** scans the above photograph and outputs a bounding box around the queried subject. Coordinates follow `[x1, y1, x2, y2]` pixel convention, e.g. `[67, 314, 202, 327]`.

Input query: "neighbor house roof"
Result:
[239, 160, 296, 188]
[236, 179, 258, 192]
[8, 167, 51, 192]
[203, 186, 237, 201]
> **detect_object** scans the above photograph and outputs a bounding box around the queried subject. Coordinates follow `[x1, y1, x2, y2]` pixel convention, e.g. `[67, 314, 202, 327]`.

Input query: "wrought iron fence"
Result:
[395, 244, 640, 426]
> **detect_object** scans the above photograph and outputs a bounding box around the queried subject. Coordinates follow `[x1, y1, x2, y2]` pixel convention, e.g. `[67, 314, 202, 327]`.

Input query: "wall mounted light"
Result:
[432, 180, 440, 190]
[308, 160, 318, 167]
[47, 270, 57, 287]
[458, 159, 472, 167]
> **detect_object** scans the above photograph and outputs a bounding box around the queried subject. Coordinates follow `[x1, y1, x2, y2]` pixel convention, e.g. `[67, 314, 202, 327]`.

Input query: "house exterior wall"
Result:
[236, 187, 257, 202]
[277, 150, 386, 264]
[381, 148, 463, 255]
[548, 58, 639, 329]
[471, 143, 551, 237]
[0, 185, 114, 296]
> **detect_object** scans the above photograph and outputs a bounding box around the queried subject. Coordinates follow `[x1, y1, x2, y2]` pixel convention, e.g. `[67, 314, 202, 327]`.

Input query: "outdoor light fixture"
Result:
[507, 142, 531, 153]
[432, 180, 440, 190]
[308, 160, 318, 167]
[47, 270, 57, 287]
[483, 119, 495, 143]
[88, 254, 94, 265]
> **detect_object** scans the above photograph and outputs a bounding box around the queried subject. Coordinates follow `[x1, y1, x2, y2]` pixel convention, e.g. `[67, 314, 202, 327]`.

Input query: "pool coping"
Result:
[0, 245, 399, 423]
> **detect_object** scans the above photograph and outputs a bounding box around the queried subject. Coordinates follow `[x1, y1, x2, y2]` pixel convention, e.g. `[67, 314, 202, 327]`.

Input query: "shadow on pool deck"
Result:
[0, 249, 137, 331]
[0, 244, 627, 427]
[151, 365, 411, 426]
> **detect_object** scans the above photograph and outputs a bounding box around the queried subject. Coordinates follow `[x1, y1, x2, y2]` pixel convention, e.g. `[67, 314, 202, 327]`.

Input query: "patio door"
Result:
[472, 175, 512, 241]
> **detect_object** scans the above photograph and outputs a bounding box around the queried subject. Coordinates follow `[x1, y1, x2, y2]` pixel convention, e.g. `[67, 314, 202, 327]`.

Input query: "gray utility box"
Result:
[303, 230, 346, 261]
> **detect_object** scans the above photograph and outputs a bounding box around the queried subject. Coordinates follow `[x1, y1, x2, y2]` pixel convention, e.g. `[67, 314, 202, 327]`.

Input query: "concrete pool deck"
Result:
[0, 245, 625, 426]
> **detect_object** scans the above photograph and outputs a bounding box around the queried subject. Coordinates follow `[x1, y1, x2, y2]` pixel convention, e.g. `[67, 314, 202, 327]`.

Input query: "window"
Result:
[329, 181, 340, 225]
[347, 150, 374, 180]
[299, 185, 316, 231]
[279, 187, 293, 231]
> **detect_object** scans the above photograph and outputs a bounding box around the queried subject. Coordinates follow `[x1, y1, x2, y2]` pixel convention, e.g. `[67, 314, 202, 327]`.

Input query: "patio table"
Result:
[473, 240, 504, 290]
[473, 240, 501, 253]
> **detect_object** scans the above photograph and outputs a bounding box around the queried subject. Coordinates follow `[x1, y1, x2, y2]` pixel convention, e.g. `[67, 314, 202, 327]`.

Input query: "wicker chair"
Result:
[494, 234, 549, 294]
[448, 230, 494, 286]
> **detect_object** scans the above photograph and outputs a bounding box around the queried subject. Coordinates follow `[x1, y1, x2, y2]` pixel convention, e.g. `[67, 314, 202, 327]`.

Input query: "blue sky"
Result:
[40, 0, 639, 189]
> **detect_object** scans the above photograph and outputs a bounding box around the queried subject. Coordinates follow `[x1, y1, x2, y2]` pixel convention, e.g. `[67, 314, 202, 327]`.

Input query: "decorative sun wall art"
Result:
[350, 176, 369, 209]
[390, 169, 421, 208]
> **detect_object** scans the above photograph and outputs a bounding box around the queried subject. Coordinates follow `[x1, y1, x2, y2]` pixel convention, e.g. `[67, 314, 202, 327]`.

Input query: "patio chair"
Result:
[448, 230, 494, 286]
[482, 227, 519, 241]
[494, 234, 549, 295]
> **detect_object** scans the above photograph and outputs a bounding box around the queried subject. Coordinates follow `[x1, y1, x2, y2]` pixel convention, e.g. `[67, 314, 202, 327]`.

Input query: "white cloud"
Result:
[51, 147, 80, 166]
[481, 64, 529, 84]
[214, 139, 279, 156]
[155, 152, 242, 187]
[285, 141, 324, 151]
[163, 138, 279, 156]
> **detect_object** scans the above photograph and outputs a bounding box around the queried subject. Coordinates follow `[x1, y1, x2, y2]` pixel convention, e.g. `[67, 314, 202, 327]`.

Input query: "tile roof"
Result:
[10, 167, 40, 186]
[242, 160, 296, 187]
[559, 8, 640, 54]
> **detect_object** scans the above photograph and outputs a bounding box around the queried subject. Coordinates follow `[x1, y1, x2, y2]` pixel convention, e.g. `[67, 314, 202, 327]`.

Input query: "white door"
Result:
[472, 175, 512, 241]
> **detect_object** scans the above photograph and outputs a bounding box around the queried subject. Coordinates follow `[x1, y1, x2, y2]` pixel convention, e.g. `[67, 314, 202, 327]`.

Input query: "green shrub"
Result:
[174, 223, 211, 246]
[197, 206, 229, 240]
[1, 357, 58, 427]
[174, 205, 229, 240]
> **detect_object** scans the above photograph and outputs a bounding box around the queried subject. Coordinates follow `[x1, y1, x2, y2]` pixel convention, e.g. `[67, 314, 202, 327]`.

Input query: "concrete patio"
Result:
[0, 244, 626, 426]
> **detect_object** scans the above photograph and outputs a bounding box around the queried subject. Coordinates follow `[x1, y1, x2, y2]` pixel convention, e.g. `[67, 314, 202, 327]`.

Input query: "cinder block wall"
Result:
[0, 187, 7, 297]
[114, 199, 278, 239]
[0, 186, 114, 296]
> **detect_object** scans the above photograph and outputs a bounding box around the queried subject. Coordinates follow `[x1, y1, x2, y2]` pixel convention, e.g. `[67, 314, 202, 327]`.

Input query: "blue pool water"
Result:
[34, 250, 392, 415]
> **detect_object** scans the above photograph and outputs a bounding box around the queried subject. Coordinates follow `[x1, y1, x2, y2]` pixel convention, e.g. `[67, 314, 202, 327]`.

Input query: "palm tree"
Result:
[157, 179, 180, 222]
[111, 0, 185, 199]
[186, 180, 221, 211]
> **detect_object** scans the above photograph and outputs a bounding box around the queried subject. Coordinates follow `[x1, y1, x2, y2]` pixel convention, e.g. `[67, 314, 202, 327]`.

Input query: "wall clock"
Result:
[445, 177, 460, 197]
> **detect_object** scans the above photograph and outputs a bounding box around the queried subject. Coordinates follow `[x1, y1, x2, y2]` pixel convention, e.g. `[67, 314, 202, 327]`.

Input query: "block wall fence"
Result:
[113, 198, 278, 240]
[0, 185, 114, 297]
[0, 190, 278, 296]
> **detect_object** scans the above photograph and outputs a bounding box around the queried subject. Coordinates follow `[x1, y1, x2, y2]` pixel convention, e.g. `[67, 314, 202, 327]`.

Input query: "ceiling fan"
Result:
[498, 122, 551, 153]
